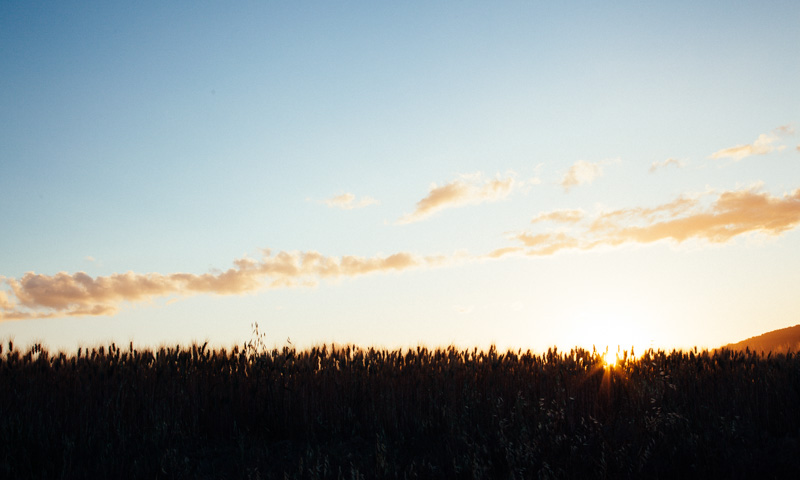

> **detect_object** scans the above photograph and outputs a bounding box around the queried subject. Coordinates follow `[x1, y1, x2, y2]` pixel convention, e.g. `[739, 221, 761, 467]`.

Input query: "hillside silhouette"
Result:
[723, 324, 800, 353]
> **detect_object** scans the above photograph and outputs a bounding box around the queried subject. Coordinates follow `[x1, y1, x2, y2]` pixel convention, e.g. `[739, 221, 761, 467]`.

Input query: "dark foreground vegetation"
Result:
[2, 338, 800, 479]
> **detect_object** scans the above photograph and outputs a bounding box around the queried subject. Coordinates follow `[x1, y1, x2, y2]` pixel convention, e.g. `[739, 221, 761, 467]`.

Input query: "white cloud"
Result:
[560, 159, 618, 192]
[323, 193, 379, 210]
[649, 158, 684, 173]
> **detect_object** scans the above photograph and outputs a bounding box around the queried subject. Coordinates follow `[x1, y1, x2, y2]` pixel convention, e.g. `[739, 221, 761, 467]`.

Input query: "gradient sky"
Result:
[2, 1, 799, 353]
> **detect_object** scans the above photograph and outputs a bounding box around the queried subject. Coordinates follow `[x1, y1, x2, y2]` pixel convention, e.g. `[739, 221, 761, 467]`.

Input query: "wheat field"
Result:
[2, 338, 799, 478]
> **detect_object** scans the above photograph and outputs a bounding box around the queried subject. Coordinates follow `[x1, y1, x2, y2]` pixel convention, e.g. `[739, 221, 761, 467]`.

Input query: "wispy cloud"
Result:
[511, 232, 580, 256]
[6, 181, 799, 321]
[323, 193, 379, 210]
[485, 246, 524, 259]
[595, 187, 800, 244]
[587, 194, 701, 234]
[560, 159, 618, 192]
[710, 134, 779, 160]
[0, 290, 13, 311]
[497, 186, 800, 258]
[710, 126, 793, 161]
[0, 250, 452, 321]
[531, 209, 585, 224]
[396, 172, 528, 225]
[649, 158, 684, 173]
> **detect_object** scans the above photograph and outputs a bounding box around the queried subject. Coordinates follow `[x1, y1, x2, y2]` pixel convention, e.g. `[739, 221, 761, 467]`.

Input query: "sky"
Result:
[2, 1, 799, 354]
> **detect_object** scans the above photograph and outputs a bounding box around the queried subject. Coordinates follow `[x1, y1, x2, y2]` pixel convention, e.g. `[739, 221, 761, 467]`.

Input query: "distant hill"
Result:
[723, 324, 800, 353]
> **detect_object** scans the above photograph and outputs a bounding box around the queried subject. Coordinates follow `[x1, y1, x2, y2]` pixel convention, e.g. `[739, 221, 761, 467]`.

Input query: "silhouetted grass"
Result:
[1, 339, 799, 478]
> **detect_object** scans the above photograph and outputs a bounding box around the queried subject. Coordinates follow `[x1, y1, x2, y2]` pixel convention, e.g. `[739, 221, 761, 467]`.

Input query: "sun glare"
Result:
[601, 350, 613, 366]
[570, 306, 654, 361]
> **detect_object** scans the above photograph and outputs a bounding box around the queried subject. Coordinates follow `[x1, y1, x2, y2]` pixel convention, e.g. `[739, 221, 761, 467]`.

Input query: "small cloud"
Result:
[0, 290, 14, 310]
[649, 158, 684, 173]
[85, 256, 96, 262]
[323, 193, 379, 210]
[528, 163, 544, 186]
[397, 172, 524, 225]
[710, 129, 789, 161]
[454, 305, 474, 315]
[513, 232, 580, 256]
[485, 246, 523, 259]
[531, 209, 585, 224]
[560, 159, 618, 192]
[513, 232, 557, 247]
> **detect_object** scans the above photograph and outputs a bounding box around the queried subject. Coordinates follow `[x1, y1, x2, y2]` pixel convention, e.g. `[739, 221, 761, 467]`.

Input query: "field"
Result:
[2, 337, 799, 479]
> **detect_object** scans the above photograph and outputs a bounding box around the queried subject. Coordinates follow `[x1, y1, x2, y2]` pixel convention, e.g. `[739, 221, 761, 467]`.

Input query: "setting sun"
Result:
[568, 305, 655, 359]
[600, 349, 614, 367]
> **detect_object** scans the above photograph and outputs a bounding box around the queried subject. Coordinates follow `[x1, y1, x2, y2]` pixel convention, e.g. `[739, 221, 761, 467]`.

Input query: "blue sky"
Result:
[2, 1, 799, 352]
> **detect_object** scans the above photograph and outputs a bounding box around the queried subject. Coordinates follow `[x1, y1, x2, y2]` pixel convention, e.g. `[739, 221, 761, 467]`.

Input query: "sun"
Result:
[600, 349, 613, 366]
[570, 306, 654, 361]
